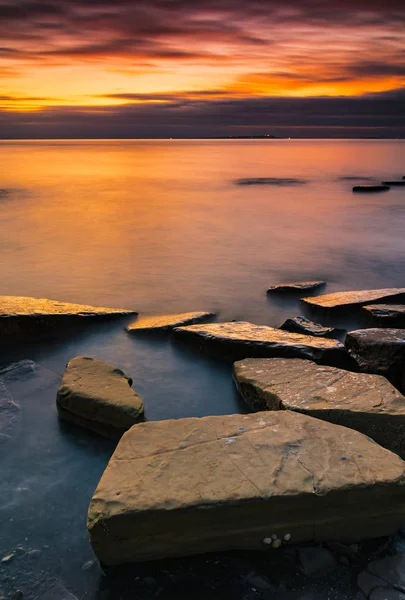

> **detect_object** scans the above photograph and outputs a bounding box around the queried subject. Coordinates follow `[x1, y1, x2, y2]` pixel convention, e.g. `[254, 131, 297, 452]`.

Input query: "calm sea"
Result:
[1, 139, 405, 598]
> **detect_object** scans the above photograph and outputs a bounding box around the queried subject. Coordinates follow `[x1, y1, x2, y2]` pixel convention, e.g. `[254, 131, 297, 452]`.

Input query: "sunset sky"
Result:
[1, 0, 405, 137]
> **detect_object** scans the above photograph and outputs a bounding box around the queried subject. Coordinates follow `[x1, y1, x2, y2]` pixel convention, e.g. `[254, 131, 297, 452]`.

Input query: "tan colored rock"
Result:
[173, 321, 348, 367]
[56, 356, 144, 439]
[126, 312, 215, 333]
[87, 411, 405, 565]
[0, 296, 136, 340]
[302, 289, 405, 312]
[267, 281, 326, 294]
[279, 316, 341, 338]
[233, 358, 405, 457]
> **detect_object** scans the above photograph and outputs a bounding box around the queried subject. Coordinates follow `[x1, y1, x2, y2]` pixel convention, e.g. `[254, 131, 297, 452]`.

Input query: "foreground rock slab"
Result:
[363, 305, 405, 328]
[279, 316, 341, 338]
[302, 288, 405, 312]
[0, 296, 137, 340]
[345, 328, 405, 390]
[233, 358, 405, 457]
[56, 357, 144, 439]
[172, 321, 348, 366]
[87, 411, 405, 565]
[267, 281, 326, 294]
[126, 311, 215, 333]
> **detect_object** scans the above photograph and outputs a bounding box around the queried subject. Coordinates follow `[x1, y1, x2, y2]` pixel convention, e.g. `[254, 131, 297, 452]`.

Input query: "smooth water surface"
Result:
[0, 139, 405, 599]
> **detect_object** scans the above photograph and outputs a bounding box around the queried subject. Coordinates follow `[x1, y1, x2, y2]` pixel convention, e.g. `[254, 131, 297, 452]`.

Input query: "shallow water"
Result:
[0, 139, 405, 599]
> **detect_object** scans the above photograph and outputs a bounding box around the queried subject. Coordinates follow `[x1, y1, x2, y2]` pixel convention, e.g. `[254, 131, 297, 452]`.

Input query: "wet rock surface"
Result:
[172, 321, 348, 366]
[302, 289, 405, 312]
[352, 185, 390, 193]
[126, 311, 216, 333]
[234, 177, 308, 186]
[87, 410, 405, 566]
[267, 281, 326, 294]
[279, 316, 342, 338]
[56, 356, 144, 439]
[363, 305, 405, 328]
[0, 379, 20, 445]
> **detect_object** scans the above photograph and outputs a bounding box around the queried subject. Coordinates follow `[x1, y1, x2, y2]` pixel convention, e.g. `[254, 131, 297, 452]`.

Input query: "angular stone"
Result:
[367, 554, 405, 593]
[279, 316, 341, 338]
[87, 410, 405, 565]
[0, 380, 20, 442]
[126, 312, 215, 333]
[357, 571, 388, 597]
[363, 305, 405, 328]
[298, 547, 337, 577]
[302, 289, 405, 312]
[56, 356, 144, 439]
[267, 281, 326, 294]
[233, 358, 405, 457]
[172, 322, 348, 367]
[345, 328, 405, 389]
[370, 589, 405, 600]
[0, 296, 136, 340]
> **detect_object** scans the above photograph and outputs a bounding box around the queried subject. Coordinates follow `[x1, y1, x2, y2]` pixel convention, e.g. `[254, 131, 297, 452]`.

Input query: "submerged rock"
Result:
[0, 380, 20, 443]
[0, 296, 136, 341]
[267, 281, 326, 294]
[352, 185, 390, 192]
[172, 321, 348, 366]
[56, 356, 144, 439]
[363, 305, 405, 328]
[302, 288, 405, 312]
[87, 410, 405, 565]
[345, 329, 405, 390]
[233, 358, 405, 457]
[382, 181, 405, 186]
[279, 316, 341, 338]
[234, 177, 308, 186]
[126, 311, 215, 333]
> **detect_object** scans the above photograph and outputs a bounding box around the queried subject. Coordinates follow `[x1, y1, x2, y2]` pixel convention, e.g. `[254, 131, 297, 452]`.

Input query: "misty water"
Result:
[1, 139, 405, 599]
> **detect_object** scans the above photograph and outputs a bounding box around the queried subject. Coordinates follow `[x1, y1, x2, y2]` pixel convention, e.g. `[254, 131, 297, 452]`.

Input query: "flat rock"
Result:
[370, 589, 405, 600]
[357, 571, 388, 597]
[367, 554, 405, 592]
[56, 356, 144, 439]
[279, 316, 341, 338]
[363, 305, 405, 328]
[267, 281, 326, 294]
[126, 311, 215, 333]
[87, 410, 405, 565]
[302, 289, 405, 312]
[0, 296, 136, 340]
[382, 181, 405, 186]
[345, 328, 405, 389]
[172, 321, 348, 366]
[352, 185, 390, 192]
[233, 358, 405, 457]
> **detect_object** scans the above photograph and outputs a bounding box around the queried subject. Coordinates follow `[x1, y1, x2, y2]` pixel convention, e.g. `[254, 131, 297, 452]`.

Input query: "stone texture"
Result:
[357, 571, 388, 597]
[233, 358, 405, 457]
[126, 312, 215, 333]
[0, 296, 137, 340]
[0, 380, 20, 444]
[363, 305, 405, 328]
[279, 316, 341, 338]
[352, 185, 390, 193]
[302, 289, 405, 312]
[345, 328, 405, 390]
[172, 321, 348, 367]
[370, 589, 405, 600]
[298, 547, 337, 577]
[87, 410, 405, 565]
[267, 281, 326, 294]
[367, 554, 405, 592]
[56, 356, 144, 439]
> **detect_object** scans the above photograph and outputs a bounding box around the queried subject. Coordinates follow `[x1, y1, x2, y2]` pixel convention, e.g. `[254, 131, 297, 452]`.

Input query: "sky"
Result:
[1, 0, 405, 138]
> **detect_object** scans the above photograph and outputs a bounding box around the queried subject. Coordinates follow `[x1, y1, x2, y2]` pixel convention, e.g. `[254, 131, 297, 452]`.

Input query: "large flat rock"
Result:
[279, 316, 341, 338]
[56, 356, 144, 439]
[302, 289, 405, 312]
[172, 321, 348, 366]
[233, 358, 405, 457]
[363, 305, 405, 328]
[87, 411, 405, 565]
[267, 281, 326, 294]
[0, 296, 136, 340]
[345, 329, 405, 390]
[126, 311, 215, 333]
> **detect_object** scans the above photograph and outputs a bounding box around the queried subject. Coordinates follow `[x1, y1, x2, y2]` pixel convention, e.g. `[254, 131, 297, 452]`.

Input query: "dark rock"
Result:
[267, 281, 326, 294]
[363, 305, 405, 328]
[367, 554, 405, 592]
[0, 380, 20, 442]
[243, 571, 274, 591]
[382, 181, 405, 186]
[11, 592, 23, 600]
[357, 571, 390, 597]
[172, 321, 349, 367]
[302, 289, 405, 313]
[279, 316, 342, 338]
[56, 356, 145, 439]
[126, 312, 216, 333]
[234, 177, 308, 186]
[298, 547, 337, 577]
[353, 185, 390, 192]
[370, 589, 405, 600]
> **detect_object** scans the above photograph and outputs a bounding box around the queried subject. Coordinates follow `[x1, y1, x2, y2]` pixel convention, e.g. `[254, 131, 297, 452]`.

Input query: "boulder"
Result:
[0, 296, 136, 340]
[267, 281, 326, 294]
[352, 185, 390, 192]
[233, 358, 405, 458]
[126, 312, 215, 333]
[345, 328, 405, 390]
[302, 289, 405, 313]
[363, 305, 405, 328]
[279, 316, 341, 338]
[298, 547, 337, 577]
[56, 356, 144, 439]
[172, 321, 348, 367]
[87, 410, 405, 565]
